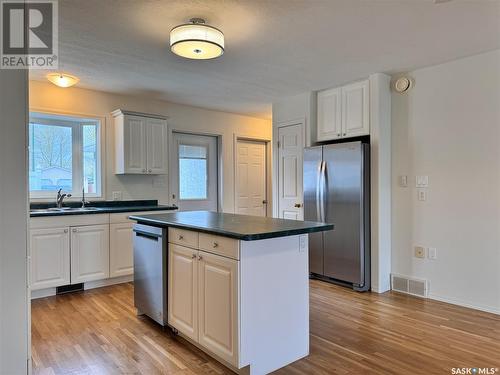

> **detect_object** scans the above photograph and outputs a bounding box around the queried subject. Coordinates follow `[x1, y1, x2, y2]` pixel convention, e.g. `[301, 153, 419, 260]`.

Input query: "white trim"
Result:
[271, 118, 306, 218]
[233, 133, 272, 216]
[30, 275, 133, 300]
[168, 128, 223, 212]
[427, 293, 500, 316]
[27, 109, 106, 201]
[84, 274, 133, 290]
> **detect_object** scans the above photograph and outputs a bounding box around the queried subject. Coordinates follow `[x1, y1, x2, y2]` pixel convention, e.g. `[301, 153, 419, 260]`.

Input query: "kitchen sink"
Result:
[30, 207, 101, 213]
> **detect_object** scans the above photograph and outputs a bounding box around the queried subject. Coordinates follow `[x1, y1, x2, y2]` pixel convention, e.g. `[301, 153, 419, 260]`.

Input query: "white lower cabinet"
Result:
[30, 227, 70, 290]
[198, 251, 239, 366]
[110, 222, 134, 277]
[71, 224, 110, 283]
[168, 241, 240, 367]
[168, 244, 198, 341]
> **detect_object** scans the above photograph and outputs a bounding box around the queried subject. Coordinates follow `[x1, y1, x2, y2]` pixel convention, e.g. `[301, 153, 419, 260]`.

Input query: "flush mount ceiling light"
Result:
[170, 18, 224, 60]
[46, 73, 80, 88]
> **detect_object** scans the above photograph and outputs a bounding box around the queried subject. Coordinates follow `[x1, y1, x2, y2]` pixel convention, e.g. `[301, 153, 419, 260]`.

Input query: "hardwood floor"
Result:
[31, 280, 500, 375]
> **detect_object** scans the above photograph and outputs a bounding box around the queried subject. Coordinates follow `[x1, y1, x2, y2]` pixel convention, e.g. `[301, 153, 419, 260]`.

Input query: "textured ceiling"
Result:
[29, 0, 500, 119]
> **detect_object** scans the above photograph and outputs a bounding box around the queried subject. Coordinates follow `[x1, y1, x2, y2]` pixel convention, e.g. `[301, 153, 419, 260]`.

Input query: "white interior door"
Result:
[278, 124, 304, 220]
[235, 140, 267, 216]
[170, 133, 218, 211]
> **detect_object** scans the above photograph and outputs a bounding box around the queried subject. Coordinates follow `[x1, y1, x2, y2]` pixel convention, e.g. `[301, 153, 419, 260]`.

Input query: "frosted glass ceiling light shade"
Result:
[46, 73, 79, 88]
[170, 18, 224, 60]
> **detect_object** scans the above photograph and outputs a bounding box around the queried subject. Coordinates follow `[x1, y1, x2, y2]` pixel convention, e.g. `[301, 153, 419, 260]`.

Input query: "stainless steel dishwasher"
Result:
[133, 223, 167, 325]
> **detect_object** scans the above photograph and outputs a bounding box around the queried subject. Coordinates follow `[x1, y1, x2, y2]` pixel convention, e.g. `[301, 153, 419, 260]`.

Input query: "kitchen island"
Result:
[130, 211, 333, 375]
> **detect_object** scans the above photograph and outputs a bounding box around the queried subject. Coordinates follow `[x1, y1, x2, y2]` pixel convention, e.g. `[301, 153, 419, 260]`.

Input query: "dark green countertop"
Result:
[30, 200, 177, 217]
[129, 211, 333, 241]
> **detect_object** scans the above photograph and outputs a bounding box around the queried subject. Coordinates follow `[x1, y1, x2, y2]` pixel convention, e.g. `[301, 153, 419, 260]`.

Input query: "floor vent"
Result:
[391, 274, 428, 298]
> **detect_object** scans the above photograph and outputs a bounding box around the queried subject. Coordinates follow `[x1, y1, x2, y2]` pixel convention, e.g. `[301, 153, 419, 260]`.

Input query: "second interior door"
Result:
[235, 140, 267, 216]
[170, 133, 218, 211]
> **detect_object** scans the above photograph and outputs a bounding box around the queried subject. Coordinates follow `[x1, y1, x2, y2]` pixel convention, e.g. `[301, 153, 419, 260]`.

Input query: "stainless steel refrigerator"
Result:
[304, 141, 370, 291]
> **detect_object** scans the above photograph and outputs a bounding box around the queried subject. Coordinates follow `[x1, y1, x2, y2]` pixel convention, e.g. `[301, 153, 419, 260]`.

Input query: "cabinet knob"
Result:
[63, 229, 68, 233]
[337, 133, 340, 136]
[72, 228, 77, 233]
[192, 253, 197, 259]
[294, 203, 302, 208]
[148, 169, 152, 173]
[343, 133, 346, 136]
[142, 169, 146, 173]
[213, 242, 219, 248]
[178, 235, 184, 240]
[198, 255, 203, 261]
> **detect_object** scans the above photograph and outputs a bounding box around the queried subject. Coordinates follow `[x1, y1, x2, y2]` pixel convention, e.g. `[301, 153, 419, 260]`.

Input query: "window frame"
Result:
[178, 143, 209, 201]
[28, 111, 105, 201]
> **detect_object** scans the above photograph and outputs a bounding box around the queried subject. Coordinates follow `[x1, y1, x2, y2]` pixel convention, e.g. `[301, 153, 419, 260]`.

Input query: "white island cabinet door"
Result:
[168, 244, 198, 341]
[146, 118, 168, 175]
[317, 87, 342, 141]
[71, 224, 109, 283]
[198, 251, 239, 367]
[341, 80, 370, 138]
[30, 227, 70, 290]
[109, 222, 134, 278]
[123, 115, 147, 174]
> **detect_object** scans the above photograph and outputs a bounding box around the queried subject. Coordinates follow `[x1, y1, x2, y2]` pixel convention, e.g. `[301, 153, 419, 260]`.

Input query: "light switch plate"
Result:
[428, 247, 437, 260]
[399, 175, 408, 187]
[112, 191, 122, 201]
[416, 175, 429, 188]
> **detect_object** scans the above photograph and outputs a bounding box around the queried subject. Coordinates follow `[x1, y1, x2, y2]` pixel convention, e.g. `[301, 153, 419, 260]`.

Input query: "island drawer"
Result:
[168, 227, 199, 249]
[199, 233, 240, 260]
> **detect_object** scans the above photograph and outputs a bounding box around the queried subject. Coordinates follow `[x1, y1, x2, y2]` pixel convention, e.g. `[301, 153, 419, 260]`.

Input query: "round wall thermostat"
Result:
[393, 77, 413, 93]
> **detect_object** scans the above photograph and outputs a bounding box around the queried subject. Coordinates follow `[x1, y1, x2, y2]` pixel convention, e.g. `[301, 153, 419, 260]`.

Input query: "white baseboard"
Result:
[31, 275, 134, 300]
[31, 288, 57, 299]
[427, 293, 500, 316]
[84, 274, 133, 290]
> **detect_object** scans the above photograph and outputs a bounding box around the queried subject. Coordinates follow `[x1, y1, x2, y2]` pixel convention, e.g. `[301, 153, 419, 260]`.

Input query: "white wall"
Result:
[0, 71, 29, 373]
[272, 91, 316, 147]
[392, 49, 500, 313]
[29, 81, 272, 213]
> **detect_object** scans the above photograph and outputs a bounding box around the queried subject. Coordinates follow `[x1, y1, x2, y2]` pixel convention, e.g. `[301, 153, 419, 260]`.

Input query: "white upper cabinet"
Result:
[113, 110, 168, 174]
[317, 79, 369, 142]
[146, 117, 168, 174]
[342, 80, 370, 138]
[317, 87, 342, 141]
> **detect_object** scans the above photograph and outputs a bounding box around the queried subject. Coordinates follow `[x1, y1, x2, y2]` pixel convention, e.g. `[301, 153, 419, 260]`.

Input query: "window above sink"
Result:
[29, 112, 104, 200]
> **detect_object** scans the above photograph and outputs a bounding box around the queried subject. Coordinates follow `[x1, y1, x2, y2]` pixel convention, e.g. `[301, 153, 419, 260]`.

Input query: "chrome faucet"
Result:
[81, 187, 90, 208]
[56, 188, 72, 208]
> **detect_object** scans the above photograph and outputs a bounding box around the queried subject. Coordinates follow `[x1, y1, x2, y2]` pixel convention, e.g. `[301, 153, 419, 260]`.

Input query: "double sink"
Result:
[30, 207, 102, 213]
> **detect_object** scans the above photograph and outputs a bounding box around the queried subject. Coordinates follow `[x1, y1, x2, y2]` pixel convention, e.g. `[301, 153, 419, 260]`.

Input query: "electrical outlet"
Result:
[418, 189, 427, 201]
[112, 191, 122, 201]
[428, 247, 437, 260]
[414, 246, 426, 259]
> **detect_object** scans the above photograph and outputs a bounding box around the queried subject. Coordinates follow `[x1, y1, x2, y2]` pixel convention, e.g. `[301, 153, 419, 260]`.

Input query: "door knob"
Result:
[294, 203, 302, 208]
[262, 200, 268, 204]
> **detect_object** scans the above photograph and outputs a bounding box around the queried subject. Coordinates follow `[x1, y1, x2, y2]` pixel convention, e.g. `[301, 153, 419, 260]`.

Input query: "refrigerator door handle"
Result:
[315, 160, 322, 221]
[320, 160, 327, 222]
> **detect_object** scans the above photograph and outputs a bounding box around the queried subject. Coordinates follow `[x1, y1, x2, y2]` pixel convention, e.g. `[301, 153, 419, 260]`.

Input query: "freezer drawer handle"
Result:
[133, 229, 162, 241]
